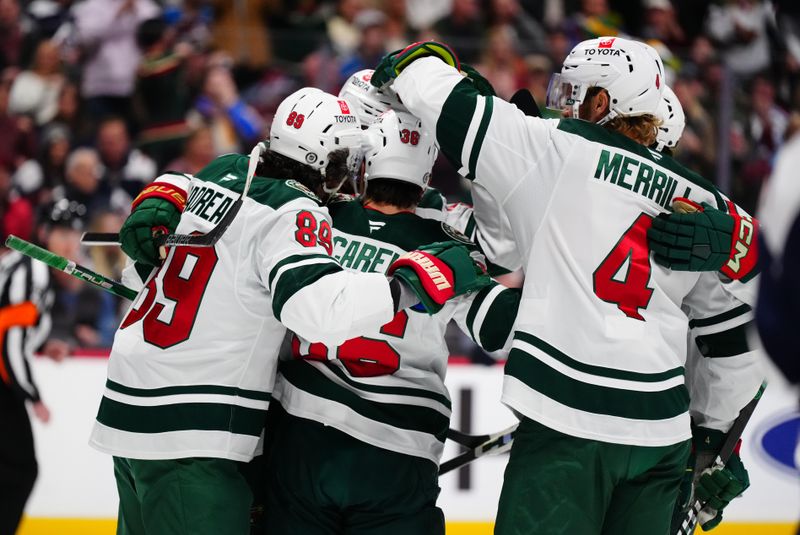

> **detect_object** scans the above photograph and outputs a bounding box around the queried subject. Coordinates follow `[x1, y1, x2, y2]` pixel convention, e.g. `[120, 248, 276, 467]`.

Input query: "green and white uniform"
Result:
[91, 154, 400, 535]
[390, 57, 763, 533]
[418, 186, 522, 273]
[91, 154, 396, 462]
[266, 197, 519, 534]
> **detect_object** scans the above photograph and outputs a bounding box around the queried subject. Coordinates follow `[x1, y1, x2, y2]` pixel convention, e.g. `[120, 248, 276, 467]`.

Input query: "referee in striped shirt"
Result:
[0, 200, 74, 534]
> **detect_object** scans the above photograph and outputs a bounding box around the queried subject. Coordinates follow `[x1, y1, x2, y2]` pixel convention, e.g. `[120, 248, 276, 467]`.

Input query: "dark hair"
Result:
[136, 18, 167, 50]
[258, 148, 352, 195]
[364, 179, 423, 210]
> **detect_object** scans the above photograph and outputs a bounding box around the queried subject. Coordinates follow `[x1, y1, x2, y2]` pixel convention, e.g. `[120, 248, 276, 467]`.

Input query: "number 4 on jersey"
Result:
[593, 213, 654, 321]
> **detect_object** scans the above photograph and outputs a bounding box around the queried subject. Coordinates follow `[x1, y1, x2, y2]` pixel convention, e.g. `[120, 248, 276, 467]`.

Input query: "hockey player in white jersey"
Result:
[647, 86, 759, 531]
[263, 109, 520, 535]
[340, 68, 522, 274]
[370, 39, 763, 534]
[89, 88, 490, 535]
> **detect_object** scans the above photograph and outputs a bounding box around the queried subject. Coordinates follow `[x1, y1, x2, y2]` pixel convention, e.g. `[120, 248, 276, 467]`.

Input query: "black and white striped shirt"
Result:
[0, 250, 53, 401]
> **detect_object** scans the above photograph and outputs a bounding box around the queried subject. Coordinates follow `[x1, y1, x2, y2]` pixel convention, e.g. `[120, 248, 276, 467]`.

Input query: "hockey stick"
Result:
[82, 144, 263, 248]
[439, 423, 517, 475]
[673, 382, 767, 535]
[5, 235, 138, 301]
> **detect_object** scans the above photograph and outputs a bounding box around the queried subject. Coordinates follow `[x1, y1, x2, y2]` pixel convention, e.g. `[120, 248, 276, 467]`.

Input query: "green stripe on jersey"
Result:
[515, 332, 684, 383]
[465, 285, 495, 341]
[280, 361, 449, 441]
[557, 119, 724, 209]
[272, 261, 343, 320]
[96, 397, 267, 436]
[325, 362, 451, 409]
[505, 348, 689, 421]
[437, 79, 480, 173]
[695, 323, 752, 358]
[468, 96, 494, 179]
[106, 379, 271, 401]
[268, 253, 334, 289]
[689, 304, 751, 329]
[475, 288, 520, 351]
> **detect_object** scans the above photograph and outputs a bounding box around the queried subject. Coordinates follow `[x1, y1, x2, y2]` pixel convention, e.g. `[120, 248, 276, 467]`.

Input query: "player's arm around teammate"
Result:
[263, 109, 519, 535]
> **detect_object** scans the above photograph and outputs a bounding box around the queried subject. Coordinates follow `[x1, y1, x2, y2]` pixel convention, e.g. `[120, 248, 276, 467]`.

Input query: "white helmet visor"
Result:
[546, 73, 578, 116]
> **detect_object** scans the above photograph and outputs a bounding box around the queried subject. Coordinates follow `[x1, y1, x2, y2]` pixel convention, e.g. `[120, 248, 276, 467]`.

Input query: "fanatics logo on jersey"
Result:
[599, 38, 616, 48]
[338, 100, 351, 114]
[368, 220, 386, 233]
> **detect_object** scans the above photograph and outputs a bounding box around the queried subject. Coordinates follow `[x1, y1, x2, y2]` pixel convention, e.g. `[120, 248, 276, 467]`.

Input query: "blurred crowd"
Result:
[0, 0, 798, 354]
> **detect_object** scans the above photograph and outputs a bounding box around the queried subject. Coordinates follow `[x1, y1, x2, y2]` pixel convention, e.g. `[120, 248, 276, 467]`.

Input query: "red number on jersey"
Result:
[120, 247, 219, 348]
[593, 213, 654, 321]
[294, 211, 333, 255]
[292, 310, 409, 377]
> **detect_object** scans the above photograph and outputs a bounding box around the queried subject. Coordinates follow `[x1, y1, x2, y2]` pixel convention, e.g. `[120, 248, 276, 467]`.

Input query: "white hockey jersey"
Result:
[90, 154, 395, 462]
[273, 198, 519, 463]
[393, 57, 763, 447]
[417, 187, 521, 273]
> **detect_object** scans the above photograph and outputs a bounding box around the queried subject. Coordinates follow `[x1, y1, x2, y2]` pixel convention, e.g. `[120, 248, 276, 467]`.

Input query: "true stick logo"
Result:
[403, 252, 451, 290]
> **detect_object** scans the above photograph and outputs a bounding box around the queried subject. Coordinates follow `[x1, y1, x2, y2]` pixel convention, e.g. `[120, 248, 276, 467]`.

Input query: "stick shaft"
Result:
[5, 235, 138, 301]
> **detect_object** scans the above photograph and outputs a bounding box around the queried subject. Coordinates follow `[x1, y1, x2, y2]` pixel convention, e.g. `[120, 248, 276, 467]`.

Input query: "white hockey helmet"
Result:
[338, 69, 407, 127]
[270, 87, 365, 191]
[363, 110, 438, 190]
[654, 85, 685, 152]
[546, 37, 664, 123]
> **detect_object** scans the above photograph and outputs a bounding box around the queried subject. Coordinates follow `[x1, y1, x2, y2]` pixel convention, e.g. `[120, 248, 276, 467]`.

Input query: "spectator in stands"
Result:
[434, 0, 484, 63]
[563, 0, 625, 44]
[736, 76, 789, 212]
[190, 59, 264, 155]
[165, 126, 214, 176]
[490, 0, 548, 56]
[0, 163, 33, 242]
[641, 0, 686, 50]
[43, 198, 111, 349]
[69, 0, 160, 124]
[8, 39, 64, 126]
[672, 73, 717, 179]
[382, 1, 411, 52]
[95, 116, 156, 200]
[706, 0, 775, 79]
[338, 9, 389, 85]
[476, 25, 528, 100]
[0, 0, 36, 70]
[210, 0, 270, 71]
[55, 147, 109, 221]
[36, 124, 71, 201]
[326, 0, 365, 58]
[0, 72, 36, 172]
[135, 17, 193, 169]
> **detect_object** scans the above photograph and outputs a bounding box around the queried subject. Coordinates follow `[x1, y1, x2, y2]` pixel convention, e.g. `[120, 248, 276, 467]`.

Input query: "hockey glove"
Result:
[388, 241, 491, 315]
[120, 189, 186, 266]
[693, 426, 750, 531]
[372, 41, 460, 88]
[648, 198, 759, 282]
